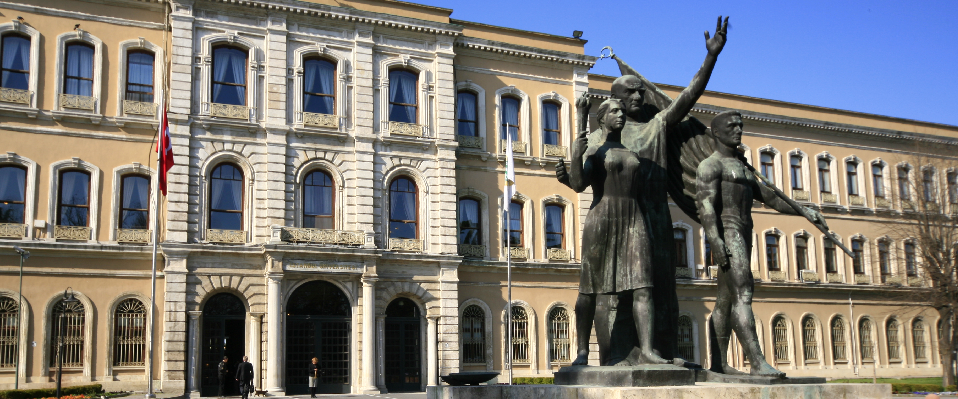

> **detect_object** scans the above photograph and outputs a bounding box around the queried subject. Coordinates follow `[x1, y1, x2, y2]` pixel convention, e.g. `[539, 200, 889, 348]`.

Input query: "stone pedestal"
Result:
[427, 383, 891, 399]
[695, 369, 826, 385]
[554, 365, 694, 387]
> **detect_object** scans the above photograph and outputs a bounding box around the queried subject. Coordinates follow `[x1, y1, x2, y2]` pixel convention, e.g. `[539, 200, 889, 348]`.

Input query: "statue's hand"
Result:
[556, 159, 570, 184]
[705, 16, 729, 56]
[802, 206, 828, 230]
[713, 241, 731, 271]
[575, 93, 591, 116]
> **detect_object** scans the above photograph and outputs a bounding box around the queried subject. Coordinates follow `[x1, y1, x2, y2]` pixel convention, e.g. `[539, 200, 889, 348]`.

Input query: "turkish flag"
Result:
[157, 108, 174, 196]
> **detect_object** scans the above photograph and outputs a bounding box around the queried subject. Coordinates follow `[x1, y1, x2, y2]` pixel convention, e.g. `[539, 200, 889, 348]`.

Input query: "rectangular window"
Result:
[500, 97, 520, 141]
[1, 34, 30, 90]
[878, 242, 890, 276]
[766, 235, 780, 271]
[542, 102, 561, 145]
[824, 240, 837, 273]
[388, 69, 417, 123]
[760, 153, 775, 185]
[852, 240, 864, 274]
[458, 198, 480, 245]
[923, 169, 935, 202]
[211, 46, 247, 106]
[119, 175, 150, 230]
[303, 58, 336, 115]
[818, 159, 831, 193]
[873, 164, 885, 198]
[545, 205, 564, 249]
[846, 162, 859, 196]
[948, 172, 957, 204]
[790, 156, 803, 190]
[899, 168, 911, 201]
[58, 170, 91, 226]
[64, 43, 94, 97]
[457, 91, 478, 137]
[674, 229, 688, 268]
[503, 201, 522, 247]
[905, 243, 917, 276]
[125, 51, 154, 103]
[704, 240, 714, 266]
[796, 236, 808, 271]
[0, 166, 26, 223]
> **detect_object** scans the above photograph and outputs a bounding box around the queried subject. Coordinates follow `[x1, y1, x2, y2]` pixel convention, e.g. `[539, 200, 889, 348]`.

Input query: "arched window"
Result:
[846, 162, 859, 196]
[461, 305, 485, 364]
[303, 170, 334, 229]
[831, 318, 847, 361]
[119, 174, 150, 230]
[457, 91, 478, 137]
[872, 164, 885, 198]
[1, 34, 30, 90]
[510, 306, 529, 363]
[674, 229, 688, 268]
[458, 198, 481, 246]
[766, 234, 780, 271]
[898, 166, 911, 201]
[818, 159, 832, 193]
[913, 320, 927, 361]
[0, 297, 18, 368]
[773, 316, 789, 362]
[209, 164, 244, 230]
[542, 102, 561, 146]
[211, 46, 247, 106]
[50, 299, 85, 367]
[859, 318, 874, 362]
[0, 165, 26, 223]
[677, 315, 694, 361]
[851, 239, 865, 274]
[503, 201, 523, 247]
[790, 155, 803, 190]
[824, 239, 837, 274]
[802, 317, 818, 361]
[303, 57, 335, 115]
[388, 69, 417, 123]
[500, 96, 520, 141]
[795, 236, 808, 271]
[58, 170, 91, 227]
[760, 152, 775, 184]
[878, 241, 891, 276]
[113, 298, 146, 366]
[905, 242, 917, 276]
[923, 169, 936, 202]
[125, 51, 154, 103]
[887, 319, 901, 361]
[548, 307, 570, 363]
[388, 177, 417, 239]
[64, 42, 94, 97]
[545, 205, 564, 249]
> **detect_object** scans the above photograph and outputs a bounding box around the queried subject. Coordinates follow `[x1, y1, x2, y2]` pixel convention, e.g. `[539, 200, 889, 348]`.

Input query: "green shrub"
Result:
[892, 383, 944, 393]
[947, 385, 957, 391]
[0, 384, 104, 399]
[511, 377, 553, 385]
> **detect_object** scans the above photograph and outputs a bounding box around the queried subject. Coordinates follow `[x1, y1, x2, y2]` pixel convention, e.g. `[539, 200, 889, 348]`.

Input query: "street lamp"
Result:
[12, 246, 29, 390]
[55, 288, 79, 399]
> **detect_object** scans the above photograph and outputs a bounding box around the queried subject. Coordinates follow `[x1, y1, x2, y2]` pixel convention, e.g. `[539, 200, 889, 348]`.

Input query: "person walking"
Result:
[217, 356, 230, 398]
[307, 357, 320, 398]
[235, 355, 254, 399]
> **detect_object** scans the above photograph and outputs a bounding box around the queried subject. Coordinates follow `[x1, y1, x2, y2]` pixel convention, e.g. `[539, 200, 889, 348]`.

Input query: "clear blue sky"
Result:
[419, 0, 958, 127]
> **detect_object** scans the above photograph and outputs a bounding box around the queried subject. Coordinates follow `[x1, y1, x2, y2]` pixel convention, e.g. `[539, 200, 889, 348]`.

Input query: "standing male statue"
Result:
[695, 110, 826, 376]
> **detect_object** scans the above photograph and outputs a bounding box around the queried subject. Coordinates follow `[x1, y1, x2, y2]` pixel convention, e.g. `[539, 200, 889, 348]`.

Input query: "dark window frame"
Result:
[542, 100, 562, 146]
[63, 42, 94, 96]
[456, 90, 479, 137]
[503, 200, 523, 248]
[796, 235, 808, 271]
[824, 239, 837, 273]
[210, 45, 248, 106]
[766, 234, 780, 271]
[458, 197, 481, 245]
[878, 241, 891, 276]
[500, 95, 521, 140]
[899, 167, 911, 201]
[0, 33, 30, 90]
[790, 155, 803, 190]
[905, 242, 917, 276]
[544, 203, 564, 250]
[302, 169, 335, 230]
[818, 158, 832, 193]
[387, 68, 418, 123]
[673, 228, 688, 268]
[208, 163, 245, 230]
[302, 56, 336, 114]
[760, 152, 775, 184]
[846, 162, 859, 196]
[125, 50, 155, 103]
[57, 169, 91, 227]
[923, 169, 936, 203]
[388, 177, 418, 239]
[872, 164, 885, 198]
[118, 173, 151, 230]
[852, 239, 865, 274]
[0, 164, 27, 224]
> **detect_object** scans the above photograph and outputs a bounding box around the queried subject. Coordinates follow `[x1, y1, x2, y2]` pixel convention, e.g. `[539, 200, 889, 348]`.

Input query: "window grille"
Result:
[461, 305, 485, 364]
[773, 317, 789, 362]
[548, 308, 570, 363]
[50, 299, 85, 368]
[831, 318, 847, 361]
[677, 316, 695, 361]
[887, 320, 900, 361]
[510, 306, 529, 363]
[113, 299, 146, 366]
[913, 320, 927, 361]
[803, 317, 818, 361]
[859, 319, 874, 362]
[0, 298, 18, 368]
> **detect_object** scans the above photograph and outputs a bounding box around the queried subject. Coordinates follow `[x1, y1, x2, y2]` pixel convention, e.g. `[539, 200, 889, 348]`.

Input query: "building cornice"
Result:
[0, 1, 166, 30]
[455, 36, 596, 67]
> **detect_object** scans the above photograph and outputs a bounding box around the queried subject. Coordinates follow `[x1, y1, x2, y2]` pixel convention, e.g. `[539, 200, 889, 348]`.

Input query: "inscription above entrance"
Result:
[285, 261, 363, 274]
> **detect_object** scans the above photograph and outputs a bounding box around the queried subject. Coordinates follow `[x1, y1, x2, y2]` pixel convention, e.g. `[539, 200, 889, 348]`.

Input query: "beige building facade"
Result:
[0, 0, 955, 395]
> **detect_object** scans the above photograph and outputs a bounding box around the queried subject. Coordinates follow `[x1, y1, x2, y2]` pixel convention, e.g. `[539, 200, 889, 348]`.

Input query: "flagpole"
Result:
[146, 99, 162, 399]
[504, 135, 514, 386]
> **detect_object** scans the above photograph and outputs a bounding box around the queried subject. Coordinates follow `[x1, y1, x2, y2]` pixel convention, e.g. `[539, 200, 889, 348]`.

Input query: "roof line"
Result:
[451, 18, 587, 44]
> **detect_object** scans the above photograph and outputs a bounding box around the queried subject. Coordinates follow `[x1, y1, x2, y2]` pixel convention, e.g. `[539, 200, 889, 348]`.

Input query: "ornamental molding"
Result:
[0, 87, 31, 105]
[116, 228, 151, 244]
[207, 229, 246, 244]
[0, 223, 25, 239]
[454, 36, 595, 67]
[281, 227, 365, 246]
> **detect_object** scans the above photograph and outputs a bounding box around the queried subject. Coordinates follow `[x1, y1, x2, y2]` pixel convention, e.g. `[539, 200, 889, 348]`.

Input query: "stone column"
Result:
[187, 311, 202, 398]
[249, 313, 264, 390]
[427, 315, 440, 387]
[376, 315, 386, 387]
[266, 274, 283, 392]
[360, 277, 378, 393]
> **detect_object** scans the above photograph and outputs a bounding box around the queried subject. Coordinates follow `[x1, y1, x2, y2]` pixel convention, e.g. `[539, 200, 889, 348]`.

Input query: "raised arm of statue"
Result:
[567, 95, 593, 193]
[660, 16, 728, 126]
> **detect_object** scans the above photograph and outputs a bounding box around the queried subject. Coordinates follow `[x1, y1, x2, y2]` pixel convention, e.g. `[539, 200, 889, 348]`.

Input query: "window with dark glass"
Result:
[503, 201, 522, 247]
[852, 239, 864, 274]
[545, 205, 564, 249]
[674, 229, 688, 268]
[500, 96, 520, 141]
[0, 165, 26, 224]
[125, 51, 154, 103]
[878, 241, 890, 276]
[388, 69, 417, 123]
[790, 156, 803, 190]
[457, 91, 478, 137]
[542, 102, 561, 146]
[209, 164, 243, 230]
[388, 177, 417, 239]
[58, 170, 90, 226]
[923, 169, 935, 202]
[824, 239, 837, 273]
[64, 43, 94, 97]
[704, 240, 714, 266]
[211, 46, 247, 106]
[119, 174, 150, 230]
[766, 234, 780, 271]
[873, 164, 885, 198]
[818, 159, 831, 193]
[846, 162, 859, 196]
[948, 172, 958, 204]
[303, 57, 335, 115]
[303, 170, 333, 229]
[459, 198, 480, 245]
[905, 242, 917, 276]
[796, 236, 808, 271]
[1, 34, 30, 90]
[899, 167, 911, 201]
[760, 153, 775, 184]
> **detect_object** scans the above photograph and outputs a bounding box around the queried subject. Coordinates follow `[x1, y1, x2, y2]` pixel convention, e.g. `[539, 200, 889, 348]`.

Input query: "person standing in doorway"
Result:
[307, 357, 320, 398]
[235, 355, 254, 399]
[217, 356, 230, 398]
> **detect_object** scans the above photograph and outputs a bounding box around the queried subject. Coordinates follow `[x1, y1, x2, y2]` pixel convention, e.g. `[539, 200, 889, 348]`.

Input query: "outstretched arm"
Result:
[755, 181, 828, 227]
[696, 161, 729, 270]
[660, 16, 728, 126]
[567, 95, 593, 192]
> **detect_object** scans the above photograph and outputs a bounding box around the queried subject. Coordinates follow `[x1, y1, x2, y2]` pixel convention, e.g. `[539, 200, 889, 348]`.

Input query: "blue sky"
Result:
[420, 0, 958, 126]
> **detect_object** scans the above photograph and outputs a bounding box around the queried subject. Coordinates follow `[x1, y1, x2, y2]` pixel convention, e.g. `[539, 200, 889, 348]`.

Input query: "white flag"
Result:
[505, 134, 516, 201]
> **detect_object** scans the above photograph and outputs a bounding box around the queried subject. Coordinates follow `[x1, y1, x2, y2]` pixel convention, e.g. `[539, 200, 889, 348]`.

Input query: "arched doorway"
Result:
[200, 293, 246, 397]
[285, 280, 351, 395]
[384, 297, 422, 392]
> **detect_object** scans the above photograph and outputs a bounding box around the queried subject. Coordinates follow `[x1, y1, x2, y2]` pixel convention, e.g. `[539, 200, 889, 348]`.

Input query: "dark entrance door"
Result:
[200, 293, 246, 397]
[285, 280, 351, 395]
[384, 298, 422, 392]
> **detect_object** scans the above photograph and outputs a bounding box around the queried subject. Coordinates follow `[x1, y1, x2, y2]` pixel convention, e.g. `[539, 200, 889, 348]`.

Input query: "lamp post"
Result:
[12, 246, 29, 390]
[56, 288, 79, 399]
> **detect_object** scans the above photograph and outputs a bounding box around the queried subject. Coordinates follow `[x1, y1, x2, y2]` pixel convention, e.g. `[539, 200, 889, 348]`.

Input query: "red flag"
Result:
[157, 108, 174, 196]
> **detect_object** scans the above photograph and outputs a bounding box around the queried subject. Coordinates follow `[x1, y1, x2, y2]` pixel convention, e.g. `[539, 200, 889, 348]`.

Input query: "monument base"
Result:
[426, 383, 891, 399]
[554, 364, 695, 387]
[695, 369, 827, 384]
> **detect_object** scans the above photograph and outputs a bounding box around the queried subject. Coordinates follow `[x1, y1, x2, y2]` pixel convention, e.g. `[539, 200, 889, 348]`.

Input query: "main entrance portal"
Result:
[285, 280, 351, 395]
[200, 293, 246, 397]
[384, 298, 422, 392]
